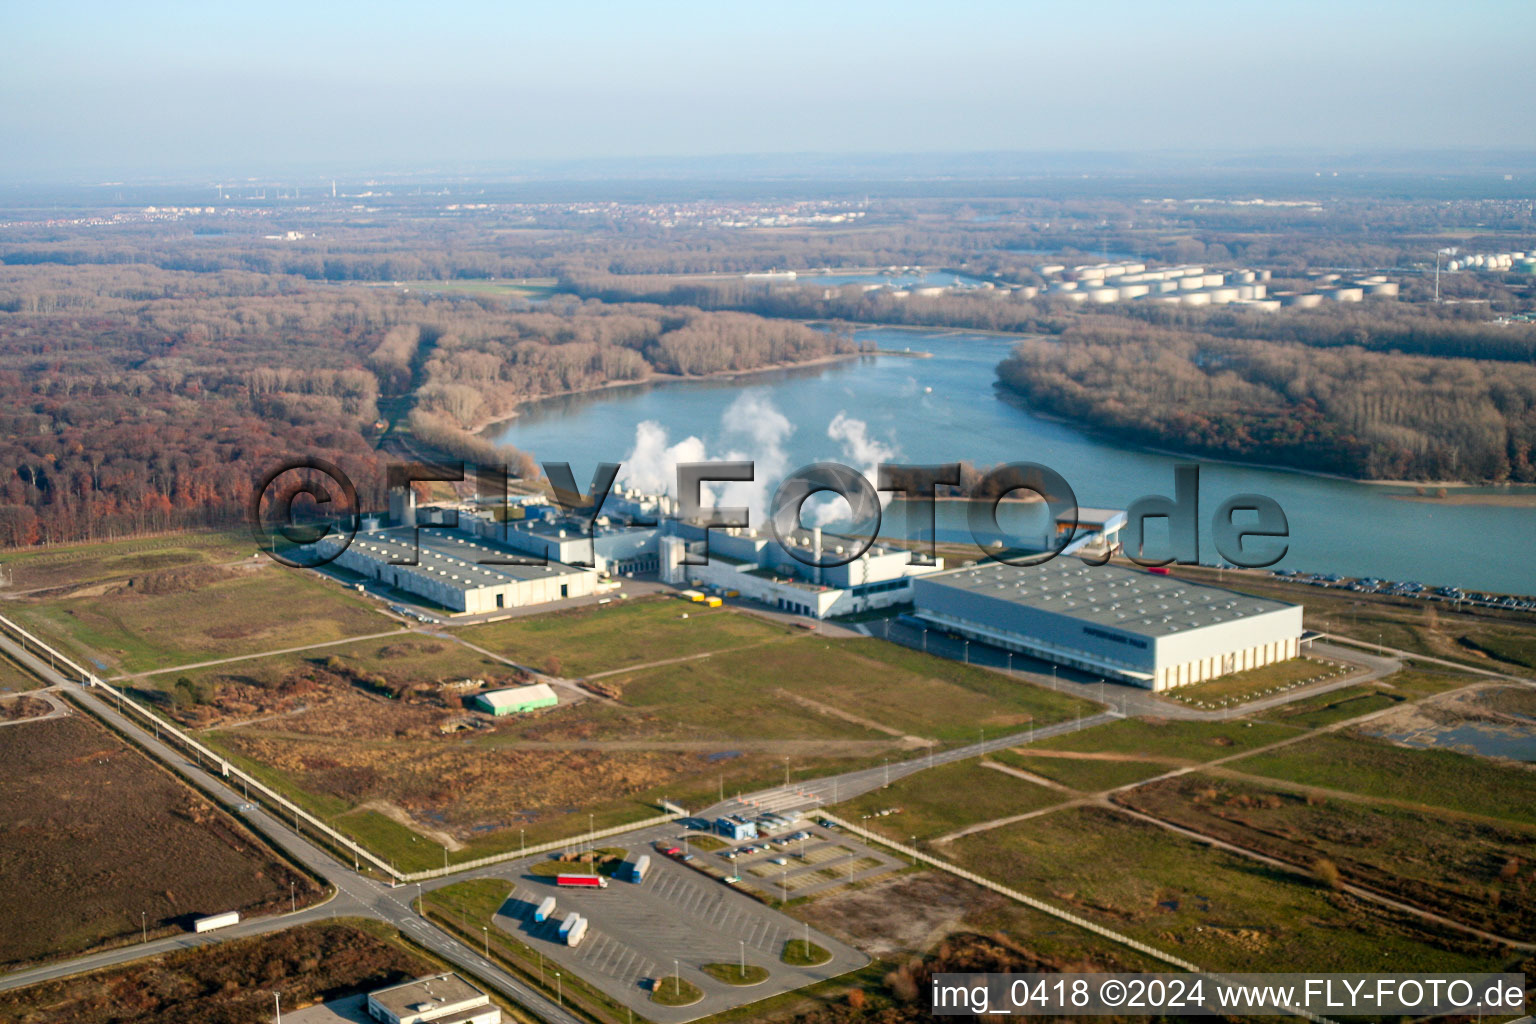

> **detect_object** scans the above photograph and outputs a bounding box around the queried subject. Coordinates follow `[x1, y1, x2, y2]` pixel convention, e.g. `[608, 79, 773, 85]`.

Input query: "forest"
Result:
[0, 265, 845, 547]
[995, 321, 1536, 482]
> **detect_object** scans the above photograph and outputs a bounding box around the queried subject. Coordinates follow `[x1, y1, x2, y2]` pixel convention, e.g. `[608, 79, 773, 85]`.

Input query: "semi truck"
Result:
[558, 912, 588, 947]
[630, 854, 650, 883]
[556, 873, 608, 889]
[534, 896, 557, 923]
[192, 911, 240, 934]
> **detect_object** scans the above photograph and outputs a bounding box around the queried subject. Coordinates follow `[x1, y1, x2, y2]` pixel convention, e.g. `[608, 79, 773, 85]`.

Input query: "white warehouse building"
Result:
[912, 560, 1302, 690]
[316, 527, 595, 614]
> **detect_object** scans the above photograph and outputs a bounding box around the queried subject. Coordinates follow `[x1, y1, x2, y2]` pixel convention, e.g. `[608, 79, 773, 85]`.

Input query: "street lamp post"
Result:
[739, 939, 745, 979]
[290, 881, 295, 914]
[141, 911, 147, 944]
[483, 926, 489, 958]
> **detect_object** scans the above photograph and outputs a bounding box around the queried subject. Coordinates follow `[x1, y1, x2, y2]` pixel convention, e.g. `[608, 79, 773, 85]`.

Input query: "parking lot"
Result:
[474, 821, 871, 1021]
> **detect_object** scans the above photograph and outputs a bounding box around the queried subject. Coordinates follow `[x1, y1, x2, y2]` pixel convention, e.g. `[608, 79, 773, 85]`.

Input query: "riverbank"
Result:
[993, 384, 1535, 498]
[469, 347, 871, 438]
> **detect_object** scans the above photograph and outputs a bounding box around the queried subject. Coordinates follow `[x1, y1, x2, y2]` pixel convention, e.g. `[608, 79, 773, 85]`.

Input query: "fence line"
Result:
[0, 610, 686, 886]
[404, 812, 682, 882]
[820, 813, 1338, 1024]
[0, 611, 406, 879]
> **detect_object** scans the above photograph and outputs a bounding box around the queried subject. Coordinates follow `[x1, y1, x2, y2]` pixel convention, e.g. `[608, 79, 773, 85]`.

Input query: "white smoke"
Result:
[614, 395, 899, 529]
[617, 420, 708, 497]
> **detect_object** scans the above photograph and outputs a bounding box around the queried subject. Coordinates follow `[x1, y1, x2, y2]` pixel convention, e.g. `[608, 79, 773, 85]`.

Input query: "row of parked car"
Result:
[1269, 569, 1535, 610]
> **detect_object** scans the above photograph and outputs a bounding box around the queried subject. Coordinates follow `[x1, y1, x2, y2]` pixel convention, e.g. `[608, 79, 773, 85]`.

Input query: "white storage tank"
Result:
[1085, 287, 1120, 303]
[1179, 291, 1212, 306]
[1117, 283, 1150, 300]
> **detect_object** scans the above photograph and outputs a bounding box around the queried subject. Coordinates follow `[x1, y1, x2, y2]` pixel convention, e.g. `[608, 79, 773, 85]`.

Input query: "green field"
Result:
[834, 757, 1067, 841]
[0, 531, 253, 593]
[1234, 731, 1536, 827]
[398, 278, 559, 301]
[950, 804, 1506, 973]
[1256, 684, 1405, 728]
[1020, 717, 1302, 762]
[988, 748, 1171, 792]
[461, 598, 796, 677]
[13, 566, 390, 674]
[599, 636, 1096, 747]
[0, 652, 42, 692]
[1119, 772, 1536, 939]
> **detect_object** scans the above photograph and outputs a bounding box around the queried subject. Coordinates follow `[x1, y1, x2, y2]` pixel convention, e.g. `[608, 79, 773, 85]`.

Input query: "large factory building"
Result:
[315, 527, 595, 614]
[912, 560, 1302, 690]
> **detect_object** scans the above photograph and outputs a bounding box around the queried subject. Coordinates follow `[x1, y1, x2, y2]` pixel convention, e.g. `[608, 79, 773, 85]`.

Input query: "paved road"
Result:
[0, 631, 585, 1024]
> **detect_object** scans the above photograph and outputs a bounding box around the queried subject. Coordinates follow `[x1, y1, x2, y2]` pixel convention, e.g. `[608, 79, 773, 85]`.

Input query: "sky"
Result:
[4, 0, 1535, 181]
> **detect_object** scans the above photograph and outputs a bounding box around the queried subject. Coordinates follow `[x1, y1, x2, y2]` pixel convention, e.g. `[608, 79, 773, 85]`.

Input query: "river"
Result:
[493, 327, 1536, 595]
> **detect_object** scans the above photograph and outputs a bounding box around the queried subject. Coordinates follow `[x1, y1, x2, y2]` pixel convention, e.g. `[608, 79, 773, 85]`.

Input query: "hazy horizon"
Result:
[6, 0, 1535, 182]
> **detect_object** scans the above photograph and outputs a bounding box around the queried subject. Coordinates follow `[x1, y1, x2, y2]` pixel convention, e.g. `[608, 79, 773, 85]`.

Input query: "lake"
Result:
[493, 327, 1536, 595]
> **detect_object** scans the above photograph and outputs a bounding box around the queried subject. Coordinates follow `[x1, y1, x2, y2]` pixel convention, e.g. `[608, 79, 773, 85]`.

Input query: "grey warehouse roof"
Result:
[369, 973, 487, 1019]
[919, 559, 1294, 637]
[343, 527, 589, 591]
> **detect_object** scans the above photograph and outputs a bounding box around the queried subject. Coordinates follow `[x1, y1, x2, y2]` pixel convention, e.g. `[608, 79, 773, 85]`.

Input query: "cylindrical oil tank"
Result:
[1154, 280, 1178, 293]
[1363, 281, 1399, 297]
[1259, 269, 1272, 281]
[1327, 287, 1364, 302]
[1236, 285, 1256, 300]
[1085, 287, 1120, 303]
[1235, 270, 1255, 284]
[1201, 273, 1224, 288]
[1117, 283, 1150, 299]
[1016, 285, 1040, 299]
[1038, 264, 1065, 276]
[1060, 290, 1088, 302]
[1050, 280, 1078, 292]
[1180, 291, 1212, 306]
[1284, 293, 1323, 309]
[1207, 287, 1239, 304]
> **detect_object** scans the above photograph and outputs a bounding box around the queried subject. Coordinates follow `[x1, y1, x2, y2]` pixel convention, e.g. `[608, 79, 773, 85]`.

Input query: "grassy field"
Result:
[461, 597, 797, 677]
[1018, 716, 1302, 762]
[0, 530, 253, 593]
[0, 650, 42, 692]
[834, 758, 1067, 841]
[987, 748, 1172, 792]
[0, 713, 319, 967]
[1256, 684, 1406, 729]
[599, 636, 1096, 747]
[702, 962, 770, 985]
[13, 564, 391, 674]
[1118, 772, 1536, 939]
[950, 804, 1507, 973]
[399, 277, 559, 301]
[1159, 656, 1345, 709]
[0, 921, 455, 1024]
[1234, 731, 1536, 827]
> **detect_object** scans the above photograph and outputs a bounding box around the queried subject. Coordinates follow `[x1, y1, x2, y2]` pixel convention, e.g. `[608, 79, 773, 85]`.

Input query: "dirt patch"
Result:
[0, 714, 317, 968]
[0, 694, 54, 722]
[778, 688, 930, 747]
[804, 872, 999, 957]
[0, 921, 432, 1024]
[353, 799, 466, 852]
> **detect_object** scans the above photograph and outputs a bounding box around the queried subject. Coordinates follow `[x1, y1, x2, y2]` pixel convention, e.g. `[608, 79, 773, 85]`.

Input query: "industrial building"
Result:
[470, 683, 559, 715]
[284, 973, 500, 1024]
[316, 526, 594, 614]
[660, 523, 946, 619]
[912, 560, 1302, 690]
[367, 973, 500, 1024]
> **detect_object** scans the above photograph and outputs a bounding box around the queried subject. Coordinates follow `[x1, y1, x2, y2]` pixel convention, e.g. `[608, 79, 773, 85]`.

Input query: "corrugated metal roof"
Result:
[920, 560, 1294, 637]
